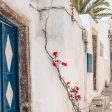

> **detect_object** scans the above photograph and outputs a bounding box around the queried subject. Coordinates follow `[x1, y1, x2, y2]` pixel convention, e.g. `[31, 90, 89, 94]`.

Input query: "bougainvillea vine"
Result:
[43, 18, 82, 112]
[42, 0, 81, 112]
[51, 51, 81, 112]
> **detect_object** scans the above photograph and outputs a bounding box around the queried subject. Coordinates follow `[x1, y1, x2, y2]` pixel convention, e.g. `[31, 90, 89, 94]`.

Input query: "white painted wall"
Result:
[98, 19, 111, 91]
[80, 14, 111, 106]
[2, 0, 86, 111]
[2, 0, 111, 112]
[80, 14, 99, 104]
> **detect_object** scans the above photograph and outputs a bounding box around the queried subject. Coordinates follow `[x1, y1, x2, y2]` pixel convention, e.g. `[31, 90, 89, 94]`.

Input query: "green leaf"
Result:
[73, 0, 112, 20]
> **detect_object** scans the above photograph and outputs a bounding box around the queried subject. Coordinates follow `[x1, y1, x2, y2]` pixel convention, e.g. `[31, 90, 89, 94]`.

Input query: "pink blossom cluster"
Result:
[52, 51, 67, 67]
[67, 82, 81, 101]
[52, 51, 81, 102]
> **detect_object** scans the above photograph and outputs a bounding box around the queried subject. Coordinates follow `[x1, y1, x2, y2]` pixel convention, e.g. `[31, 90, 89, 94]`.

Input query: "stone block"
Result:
[90, 95, 110, 112]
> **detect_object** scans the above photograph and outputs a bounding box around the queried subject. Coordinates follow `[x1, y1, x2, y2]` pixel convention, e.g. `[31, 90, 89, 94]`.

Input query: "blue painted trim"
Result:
[14, 27, 20, 112]
[0, 15, 20, 112]
[0, 15, 18, 28]
[0, 21, 3, 112]
[87, 53, 93, 72]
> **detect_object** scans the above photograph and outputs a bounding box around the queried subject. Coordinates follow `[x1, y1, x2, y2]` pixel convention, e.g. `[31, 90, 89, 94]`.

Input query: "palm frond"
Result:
[73, 0, 112, 20]
[73, 0, 84, 13]
[96, 12, 112, 17]
[92, 7, 111, 13]
[80, 0, 91, 12]
[86, 0, 110, 13]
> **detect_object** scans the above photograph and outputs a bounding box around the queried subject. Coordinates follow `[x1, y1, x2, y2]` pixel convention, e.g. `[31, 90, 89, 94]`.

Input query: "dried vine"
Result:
[41, 1, 81, 112]
[42, 3, 100, 112]
[70, 0, 75, 22]
[43, 19, 81, 112]
[29, 1, 85, 30]
[42, 16, 97, 112]
[29, 0, 93, 112]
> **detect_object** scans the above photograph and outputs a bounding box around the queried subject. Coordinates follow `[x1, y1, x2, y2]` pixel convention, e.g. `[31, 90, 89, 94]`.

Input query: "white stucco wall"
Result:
[98, 19, 111, 91]
[80, 14, 111, 105]
[2, 0, 111, 112]
[80, 14, 99, 104]
[2, 0, 87, 112]
[31, 0, 87, 111]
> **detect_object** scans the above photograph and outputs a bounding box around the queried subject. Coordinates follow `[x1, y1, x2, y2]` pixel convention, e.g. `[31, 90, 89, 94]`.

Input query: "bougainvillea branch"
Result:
[42, 7, 81, 112]
[30, 0, 97, 111]
[41, 0, 81, 112]
[70, 0, 75, 22]
[52, 51, 81, 112]
[42, 4, 98, 112]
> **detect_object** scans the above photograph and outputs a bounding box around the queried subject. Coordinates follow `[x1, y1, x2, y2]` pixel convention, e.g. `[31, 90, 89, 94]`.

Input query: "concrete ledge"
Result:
[102, 83, 112, 96]
[90, 84, 112, 112]
[90, 95, 110, 112]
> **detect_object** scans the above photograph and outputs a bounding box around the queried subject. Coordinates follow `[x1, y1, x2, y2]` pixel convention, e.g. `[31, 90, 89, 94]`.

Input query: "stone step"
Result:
[90, 95, 110, 112]
[109, 102, 112, 111]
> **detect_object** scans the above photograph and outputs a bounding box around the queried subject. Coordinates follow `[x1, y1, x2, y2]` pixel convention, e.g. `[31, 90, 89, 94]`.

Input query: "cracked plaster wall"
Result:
[1, 0, 88, 112]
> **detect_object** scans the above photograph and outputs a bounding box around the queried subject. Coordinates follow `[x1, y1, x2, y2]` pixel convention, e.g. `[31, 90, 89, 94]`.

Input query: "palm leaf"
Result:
[93, 12, 112, 20]
[80, 0, 91, 12]
[86, 0, 110, 13]
[73, 0, 112, 20]
[92, 7, 111, 13]
[73, 0, 83, 13]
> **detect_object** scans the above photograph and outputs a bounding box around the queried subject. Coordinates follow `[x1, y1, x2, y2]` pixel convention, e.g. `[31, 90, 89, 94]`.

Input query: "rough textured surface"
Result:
[0, 0, 111, 112]
[92, 35, 97, 90]
[90, 95, 110, 112]
[102, 83, 112, 112]
[90, 84, 112, 112]
[0, 1, 31, 112]
[102, 84, 112, 96]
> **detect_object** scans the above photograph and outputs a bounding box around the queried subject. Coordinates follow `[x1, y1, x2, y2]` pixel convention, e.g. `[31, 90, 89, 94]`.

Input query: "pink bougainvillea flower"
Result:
[66, 82, 70, 85]
[74, 95, 81, 100]
[69, 94, 73, 98]
[52, 62, 56, 67]
[75, 96, 79, 100]
[56, 60, 59, 62]
[75, 86, 80, 91]
[53, 52, 58, 57]
[70, 89, 74, 93]
[61, 62, 67, 66]
[77, 95, 81, 99]
[76, 91, 78, 93]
